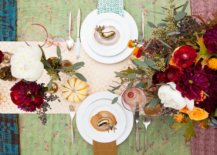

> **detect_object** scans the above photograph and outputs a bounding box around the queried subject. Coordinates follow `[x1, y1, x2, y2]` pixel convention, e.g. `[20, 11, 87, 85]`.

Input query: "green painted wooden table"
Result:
[17, 0, 191, 154]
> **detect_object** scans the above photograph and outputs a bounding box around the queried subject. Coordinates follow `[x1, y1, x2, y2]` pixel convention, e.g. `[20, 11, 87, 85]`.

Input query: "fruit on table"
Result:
[62, 78, 89, 103]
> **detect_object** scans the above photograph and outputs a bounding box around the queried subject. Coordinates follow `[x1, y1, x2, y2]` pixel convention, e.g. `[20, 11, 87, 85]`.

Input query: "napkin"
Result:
[93, 140, 116, 155]
[97, 0, 124, 16]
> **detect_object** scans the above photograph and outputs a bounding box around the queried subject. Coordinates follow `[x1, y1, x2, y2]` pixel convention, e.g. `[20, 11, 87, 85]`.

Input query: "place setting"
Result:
[1, 0, 217, 155]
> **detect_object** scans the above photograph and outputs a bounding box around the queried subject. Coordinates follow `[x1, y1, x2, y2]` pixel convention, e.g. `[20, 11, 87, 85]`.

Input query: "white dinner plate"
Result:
[80, 10, 138, 64]
[76, 91, 133, 145]
[86, 13, 131, 57]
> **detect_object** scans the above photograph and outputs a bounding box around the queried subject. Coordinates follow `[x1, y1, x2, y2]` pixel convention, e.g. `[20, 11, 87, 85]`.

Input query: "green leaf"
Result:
[144, 58, 158, 70]
[148, 97, 160, 107]
[135, 82, 146, 88]
[147, 21, 156, 28]
[75, 73, 87, 81]
[181, 1, 189, 12]
[127, 73, 137, 79]
[72, 62, 85, 70]
[111, 97, 118, 104]
[167, 31, 181, 36]
[161, 7, 168, 10]
[174, 11, 187, 21]
[47, 79, 53, 91]
[56, 46, 62, 61]
[109, 85, 121, 93]
[133, 59, 148, 68]
[171, 122, 183, 131]
[127, 81, 133, 88]
[158, 39, 172, 49]
[158, 23, 167, 27]
[214, 109, 217, 117]
[184, 122, 195, 141]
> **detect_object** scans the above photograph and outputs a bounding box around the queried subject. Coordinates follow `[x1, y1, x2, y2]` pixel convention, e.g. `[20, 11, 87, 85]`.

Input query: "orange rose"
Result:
[133, 47, 142, 58]
[188, 107, 209, 121]
[128, 40, 135, 48]
[174, 113, 185, 123]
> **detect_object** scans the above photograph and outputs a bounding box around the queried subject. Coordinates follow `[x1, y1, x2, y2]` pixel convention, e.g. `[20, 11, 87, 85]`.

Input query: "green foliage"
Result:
[39, 45, 86, 83]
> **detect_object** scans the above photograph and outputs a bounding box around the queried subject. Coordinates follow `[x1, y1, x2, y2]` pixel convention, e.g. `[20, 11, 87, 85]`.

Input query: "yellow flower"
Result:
[174, 113, 185, 123]
[207, 58, 217, 70]
[188, 107, 209, 121]
[128, 40, 135, 48]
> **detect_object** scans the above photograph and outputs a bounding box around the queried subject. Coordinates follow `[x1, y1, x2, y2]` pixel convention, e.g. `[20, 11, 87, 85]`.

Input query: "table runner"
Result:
[0, 0, 20, 155]
[17, 0, 191, 154]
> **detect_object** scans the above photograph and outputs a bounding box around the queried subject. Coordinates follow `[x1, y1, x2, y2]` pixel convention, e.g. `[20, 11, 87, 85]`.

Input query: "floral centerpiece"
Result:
[112, 0, 217, 140]
[0, 44, 86, 124]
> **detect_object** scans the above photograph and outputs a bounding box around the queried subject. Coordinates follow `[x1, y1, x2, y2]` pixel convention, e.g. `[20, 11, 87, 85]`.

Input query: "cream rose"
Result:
[11, 45, 44, 81]
[158, 82, 194, 110]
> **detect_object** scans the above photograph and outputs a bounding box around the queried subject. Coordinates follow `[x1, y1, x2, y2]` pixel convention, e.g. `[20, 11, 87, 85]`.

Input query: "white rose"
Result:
[158, 82, 194, 110]
[11, 45, 44, 81]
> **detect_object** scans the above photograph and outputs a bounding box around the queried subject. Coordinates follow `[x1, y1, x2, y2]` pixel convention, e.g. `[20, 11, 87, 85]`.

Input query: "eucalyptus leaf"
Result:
[127, 73, 137, 79]
[135, 82, 146, 88]
[158, 23, 167, 27]
[144, 57, 159, 70]
[72, 62, 85, 70]
[133, 59, 148, 68]
[127, 81, 133, 88]
[111, 97, 118, 104]
[148, 97, 160, 107]
[174, 11, 187, 21]
[75, 73, 87, 81]
[56, 46, 62, 61]
[167, 31, 181, 36]
[47, 79, 53, 91]
[159, 39, 172, 49]
[181, 1, 189, 12]
[161, 7, 168, 10]
[147, 21, 156, 28]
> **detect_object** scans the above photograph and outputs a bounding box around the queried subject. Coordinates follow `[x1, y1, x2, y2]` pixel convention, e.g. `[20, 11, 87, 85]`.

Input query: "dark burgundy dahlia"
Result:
[10, 80, 44, 112]
[176, 63, 209, 100]
[152, 66, 182, 84]
[204, 24, 217, 54]
[0, 50, 4, 64]
[197, 66, 217, 113]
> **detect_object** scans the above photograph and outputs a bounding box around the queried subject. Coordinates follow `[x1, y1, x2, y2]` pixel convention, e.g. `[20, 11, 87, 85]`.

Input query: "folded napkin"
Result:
[93, 140, 116, 155]
[97, 0, 124, 16]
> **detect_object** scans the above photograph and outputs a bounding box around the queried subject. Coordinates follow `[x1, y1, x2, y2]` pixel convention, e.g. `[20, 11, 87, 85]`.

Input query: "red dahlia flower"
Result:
[10, 80, 44, 112]
[176, 63, 209, 100]
[203, 24, 217, 54]
[171, 46, 197, 68]
[152, 66, 182, 84]
[197, 66, 217, 113]
[0, 50, 4, 64]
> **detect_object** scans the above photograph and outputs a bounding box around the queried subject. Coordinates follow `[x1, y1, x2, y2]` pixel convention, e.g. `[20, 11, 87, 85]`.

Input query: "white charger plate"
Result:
[76, 91, 133, 145]
[80, 10, 138, 64]
[86, 13, 131, 57]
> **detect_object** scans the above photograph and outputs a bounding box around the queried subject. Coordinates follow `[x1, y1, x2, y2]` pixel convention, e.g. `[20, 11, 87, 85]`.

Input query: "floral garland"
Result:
[0, 44, 86, 124]
[112, 0, 217, 140]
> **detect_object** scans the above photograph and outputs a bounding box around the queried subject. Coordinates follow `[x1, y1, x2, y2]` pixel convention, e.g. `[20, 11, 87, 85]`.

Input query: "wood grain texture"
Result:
[17, 0, 191, 155]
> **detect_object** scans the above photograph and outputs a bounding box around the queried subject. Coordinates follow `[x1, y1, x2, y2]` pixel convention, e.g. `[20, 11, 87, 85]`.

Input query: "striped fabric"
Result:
[0, 0, 17, 41]
[0, 0, 19, 155]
